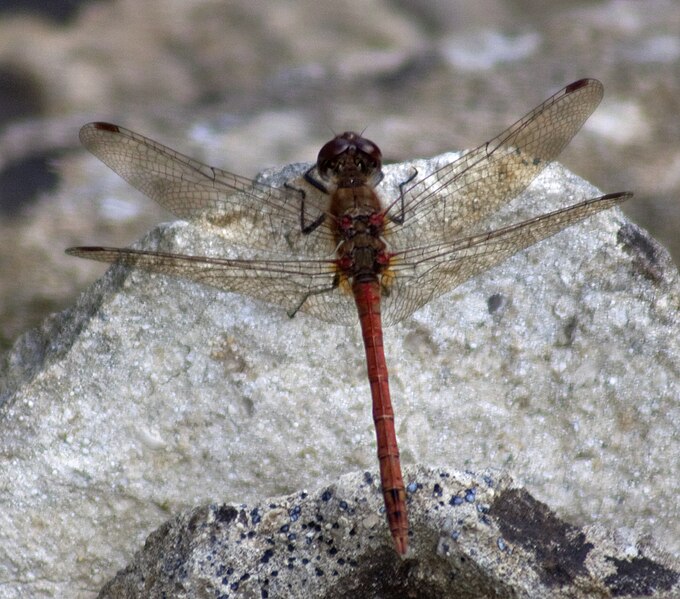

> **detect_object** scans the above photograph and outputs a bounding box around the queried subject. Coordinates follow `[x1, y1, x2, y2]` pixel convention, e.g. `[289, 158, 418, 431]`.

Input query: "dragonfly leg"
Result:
[286, 275, 340, 318]
[286, 173, 327, 235]
[390, 167, 418, 225]
[303, 164, 329, 194]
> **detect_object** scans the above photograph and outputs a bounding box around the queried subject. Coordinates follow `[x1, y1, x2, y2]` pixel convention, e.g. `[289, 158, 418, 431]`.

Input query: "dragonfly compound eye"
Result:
[317, 136, 351, 167]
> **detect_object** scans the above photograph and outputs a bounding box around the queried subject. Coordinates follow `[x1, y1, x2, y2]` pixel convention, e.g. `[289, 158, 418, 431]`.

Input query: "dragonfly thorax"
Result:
[338, 212, 384, 239]
[336, 230, 391, 284]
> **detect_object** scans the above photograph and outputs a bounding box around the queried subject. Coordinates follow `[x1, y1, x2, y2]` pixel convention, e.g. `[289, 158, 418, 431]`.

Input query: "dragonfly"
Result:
[67, 78, 632, 556]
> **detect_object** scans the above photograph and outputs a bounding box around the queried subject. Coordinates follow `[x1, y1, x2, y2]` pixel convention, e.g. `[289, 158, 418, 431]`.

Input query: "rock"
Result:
[97, 468, 680, 599]
[0, 155, 678, 597]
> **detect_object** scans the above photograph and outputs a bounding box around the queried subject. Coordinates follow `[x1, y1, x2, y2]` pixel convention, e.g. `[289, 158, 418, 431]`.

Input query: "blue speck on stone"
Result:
[289, 505, 302, 522]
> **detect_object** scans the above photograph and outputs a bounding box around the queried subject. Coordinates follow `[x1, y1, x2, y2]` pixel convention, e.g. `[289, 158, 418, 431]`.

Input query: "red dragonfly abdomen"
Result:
[353, 279, 408, 555]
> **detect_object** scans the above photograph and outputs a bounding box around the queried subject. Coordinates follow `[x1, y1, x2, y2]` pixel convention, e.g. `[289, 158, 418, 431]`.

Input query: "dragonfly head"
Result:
[316, 131, 383, 187]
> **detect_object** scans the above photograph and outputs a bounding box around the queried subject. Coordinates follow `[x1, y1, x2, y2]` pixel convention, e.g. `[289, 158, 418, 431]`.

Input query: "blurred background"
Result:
[0, 0, 678, 349]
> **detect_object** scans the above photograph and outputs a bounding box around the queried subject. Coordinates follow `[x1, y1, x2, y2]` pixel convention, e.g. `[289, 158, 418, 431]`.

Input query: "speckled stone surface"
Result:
[97, 468, 679, 598]
[0, 155, 678, 597]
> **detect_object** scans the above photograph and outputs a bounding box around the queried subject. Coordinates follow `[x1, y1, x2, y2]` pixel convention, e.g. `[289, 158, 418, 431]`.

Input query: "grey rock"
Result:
[0, 155, 678, 597]
[97, 468, 680, 599]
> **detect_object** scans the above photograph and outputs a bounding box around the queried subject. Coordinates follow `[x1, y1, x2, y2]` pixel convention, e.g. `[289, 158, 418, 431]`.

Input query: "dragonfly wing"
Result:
[79, 123, 336, 256]
[386, 79, 604, 250]
[66, 246, 358, 326]
[381, 191, 632, 326]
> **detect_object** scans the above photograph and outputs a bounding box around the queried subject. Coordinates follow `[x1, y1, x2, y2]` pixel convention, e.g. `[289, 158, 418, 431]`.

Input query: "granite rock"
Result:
[0, 155, 678, 597]
[98, 468, 680, 599]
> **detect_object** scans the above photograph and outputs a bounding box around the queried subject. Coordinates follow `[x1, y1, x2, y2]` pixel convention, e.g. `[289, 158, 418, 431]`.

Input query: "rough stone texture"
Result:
[97, 468, 680, 599]
[2, 3, 679, 597]
[0, 151, 678, 597]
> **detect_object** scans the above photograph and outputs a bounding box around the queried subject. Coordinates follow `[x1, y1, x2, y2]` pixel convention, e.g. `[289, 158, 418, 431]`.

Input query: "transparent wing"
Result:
[380, 192, 632, 325]
[79, 122, 335, 257]
[385, 79, 605, 250]
[67, 191, 631, 328]
[65, 246, 359, 325]
[74, 80, 631, 329]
